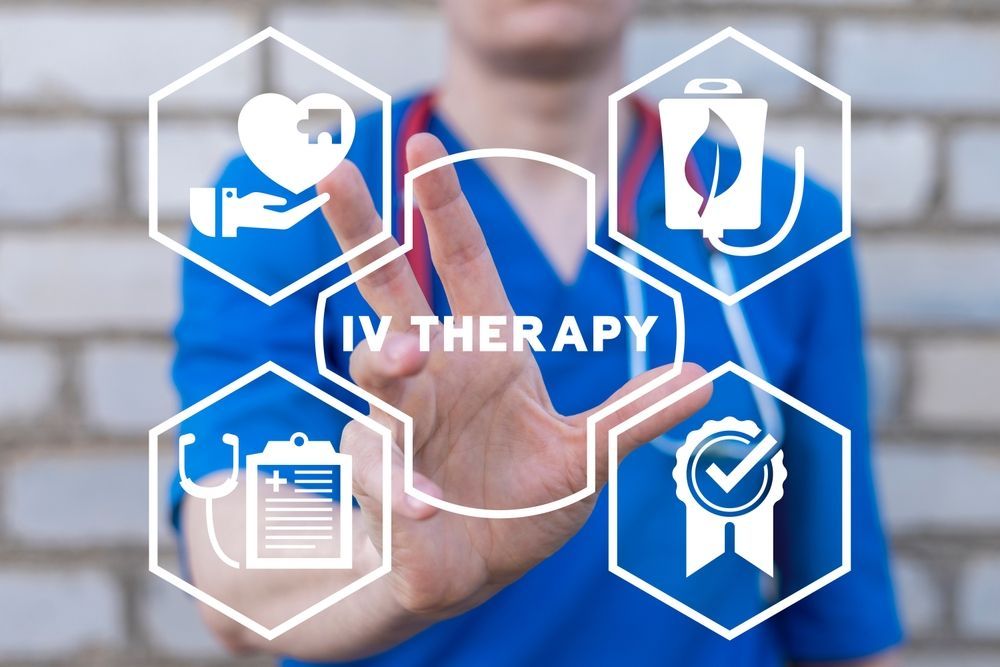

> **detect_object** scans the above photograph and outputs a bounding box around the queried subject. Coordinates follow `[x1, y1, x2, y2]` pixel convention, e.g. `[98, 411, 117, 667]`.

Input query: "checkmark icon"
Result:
[705, 434, 780, 493]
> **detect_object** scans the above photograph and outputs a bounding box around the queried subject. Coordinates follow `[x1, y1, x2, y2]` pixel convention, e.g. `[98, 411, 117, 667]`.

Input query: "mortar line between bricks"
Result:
[0, 331, 173, 344]
[258, 3, 275, 94]
[0, 336, 175, 356]
[925, 121, 949, 228]
[59, 338, 88, 444]
[893, 537, 1000, 555]
[810, 13, 827, 92]
[895, 335, 919, 430]
[0, 218, 173, 230]
[4, 108, 1000, 128]
[897, 536, 979, 564]
[119, 566, 146, 654]
[110, 121, 132, 222]
[856, 228, 1000, 241]
[0, 442, 168, 463]
[874, 433, 1000, 451]
[940, 556, 962, 640]
[634, 2, 1000, 21]
[866, 327, 1000, 342]
[0, 107, 241, 123]
[857, 220, 1000, 235]
[905, 639, 1000, 653]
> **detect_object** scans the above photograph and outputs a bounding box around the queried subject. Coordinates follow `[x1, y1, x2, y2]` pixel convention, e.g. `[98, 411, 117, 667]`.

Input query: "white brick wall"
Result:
[853, 121, 937, 224]
[627, 18, 814, 107]
[3, 452, 149, 547]
[81, 342, 175, 435]
[957, 558, 1000, 640]
[0, 234, 179, 334]
[948, 126, 1000, 223]
[764, 120, 936, 224]
[877, 444, 1000, 532]
[0, 7, 260, 111]
[858, 238, 1000, 327]
[273, 7, 446, 101]
[905, 653, 1000, 667]
[0, 121, 115, 222]
[0, 343, 60, 422]
[0, 570, 123, 659]
[141, 580, 227, 659]
[912, 339, 1000, 429]
[892, 557, 944, 637]
[866, 338, 903, 428]
[828, 20, 1000, 112]
[133, 120, 239, 219]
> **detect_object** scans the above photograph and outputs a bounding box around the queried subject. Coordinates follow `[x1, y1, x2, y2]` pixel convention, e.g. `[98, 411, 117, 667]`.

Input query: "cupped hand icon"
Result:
[189, 187, 330, 238]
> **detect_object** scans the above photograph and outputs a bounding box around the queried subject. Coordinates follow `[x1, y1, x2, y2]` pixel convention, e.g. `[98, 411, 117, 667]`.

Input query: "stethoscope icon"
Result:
[178, 432, 242, 568]
[178, 432, 240, 500]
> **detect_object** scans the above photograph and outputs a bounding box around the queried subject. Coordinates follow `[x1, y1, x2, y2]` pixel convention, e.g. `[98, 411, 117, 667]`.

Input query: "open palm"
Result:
[318, 134, 710, 616]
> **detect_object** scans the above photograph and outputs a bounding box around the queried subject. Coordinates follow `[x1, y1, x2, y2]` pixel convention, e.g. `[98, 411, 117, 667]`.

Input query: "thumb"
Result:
[587, 362, 712, 480]
[340, 421, 441, 551]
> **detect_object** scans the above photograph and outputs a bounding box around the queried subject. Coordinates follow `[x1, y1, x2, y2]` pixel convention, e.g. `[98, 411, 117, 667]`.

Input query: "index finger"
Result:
[318, 161, 431, 323]
[406, 133, 513, 317]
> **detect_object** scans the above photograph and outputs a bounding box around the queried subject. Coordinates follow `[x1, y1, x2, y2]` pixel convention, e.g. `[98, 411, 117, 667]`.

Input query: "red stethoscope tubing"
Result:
[393, 93, 706, 303]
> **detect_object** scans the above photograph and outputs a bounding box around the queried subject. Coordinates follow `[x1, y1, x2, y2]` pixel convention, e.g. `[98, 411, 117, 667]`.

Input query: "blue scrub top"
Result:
[172, 95, 902, 666]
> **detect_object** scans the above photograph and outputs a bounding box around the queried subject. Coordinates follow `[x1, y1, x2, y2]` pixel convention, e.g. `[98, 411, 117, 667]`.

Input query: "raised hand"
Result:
[316, 133, 711, 616]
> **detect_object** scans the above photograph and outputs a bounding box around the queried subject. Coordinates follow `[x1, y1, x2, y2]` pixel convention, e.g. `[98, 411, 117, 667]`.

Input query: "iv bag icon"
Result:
[660, 78, 805, 257]
[661, 78, 766, 234]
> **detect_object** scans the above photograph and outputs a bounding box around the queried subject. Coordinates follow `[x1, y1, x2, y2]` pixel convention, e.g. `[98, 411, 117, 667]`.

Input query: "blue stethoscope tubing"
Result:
[619, 246, 785, 458]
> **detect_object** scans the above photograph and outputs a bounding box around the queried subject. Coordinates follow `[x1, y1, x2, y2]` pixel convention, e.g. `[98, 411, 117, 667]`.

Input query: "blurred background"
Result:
[0, 0, 998, 665]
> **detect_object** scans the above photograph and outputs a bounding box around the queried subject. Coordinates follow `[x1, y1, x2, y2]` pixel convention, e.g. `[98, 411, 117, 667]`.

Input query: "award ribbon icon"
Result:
[673, 418, 787, 577]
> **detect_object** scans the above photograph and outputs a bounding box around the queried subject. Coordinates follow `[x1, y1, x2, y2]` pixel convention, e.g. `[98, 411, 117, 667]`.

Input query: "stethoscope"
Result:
[394, 93, 785, 458]
[178, 432, 242, 568]
[615, 100, 785, 456]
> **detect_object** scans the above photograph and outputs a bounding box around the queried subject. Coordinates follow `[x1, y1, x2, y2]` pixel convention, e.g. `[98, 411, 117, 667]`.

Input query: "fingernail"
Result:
[404, 477, 440, 518]
[384, 335, 410, 364]
[404, 494, 429, 514]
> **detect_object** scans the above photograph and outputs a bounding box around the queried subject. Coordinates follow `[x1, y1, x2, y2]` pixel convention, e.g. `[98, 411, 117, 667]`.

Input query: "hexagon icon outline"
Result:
[606, 26, 851, 305]
[604, 360, 851, 639]
[149, 27, 393, 306]
[148, 361, 392, 640]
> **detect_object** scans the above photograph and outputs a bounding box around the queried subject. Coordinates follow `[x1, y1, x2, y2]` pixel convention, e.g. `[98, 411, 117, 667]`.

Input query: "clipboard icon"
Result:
[245, 432, 353, 570]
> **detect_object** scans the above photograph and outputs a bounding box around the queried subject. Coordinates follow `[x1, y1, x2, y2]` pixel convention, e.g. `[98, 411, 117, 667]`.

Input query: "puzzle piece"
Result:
[297, 107, 343, 144]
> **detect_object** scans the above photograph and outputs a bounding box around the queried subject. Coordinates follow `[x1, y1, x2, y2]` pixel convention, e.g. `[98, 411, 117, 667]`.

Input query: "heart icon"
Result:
[237, 93, 356, 195]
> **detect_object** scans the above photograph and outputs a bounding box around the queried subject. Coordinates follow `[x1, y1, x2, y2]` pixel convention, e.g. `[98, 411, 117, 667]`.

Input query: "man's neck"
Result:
[435, 47, 629, 179]
[432, 46, 633, 284]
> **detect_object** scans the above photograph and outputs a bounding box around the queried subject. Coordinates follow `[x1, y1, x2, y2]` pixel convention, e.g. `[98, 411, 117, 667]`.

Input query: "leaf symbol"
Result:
[686, 109, 742, 217]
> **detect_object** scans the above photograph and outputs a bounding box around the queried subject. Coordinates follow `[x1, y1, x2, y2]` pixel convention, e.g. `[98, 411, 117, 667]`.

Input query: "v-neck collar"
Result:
[430, 115, 600, 292]
[428, 112, 652, 294]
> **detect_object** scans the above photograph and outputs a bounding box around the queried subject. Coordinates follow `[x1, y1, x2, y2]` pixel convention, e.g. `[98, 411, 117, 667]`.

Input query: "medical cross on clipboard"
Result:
[265, 470, 288, 492]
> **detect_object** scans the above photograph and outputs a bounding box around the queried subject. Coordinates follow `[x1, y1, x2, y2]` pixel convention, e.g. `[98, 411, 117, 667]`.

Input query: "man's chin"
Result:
[488, 41, 614, 79]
